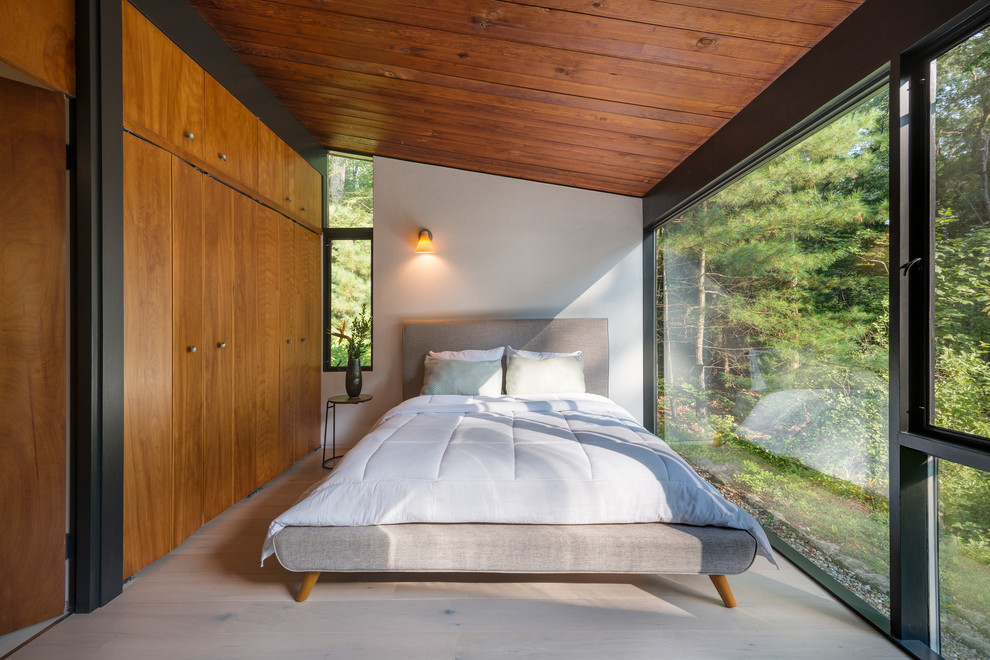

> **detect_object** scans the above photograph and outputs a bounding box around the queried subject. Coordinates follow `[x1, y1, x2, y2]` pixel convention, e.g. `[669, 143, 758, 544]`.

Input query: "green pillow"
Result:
[505, 355, 586, 395]
[421, 357, 503, 396]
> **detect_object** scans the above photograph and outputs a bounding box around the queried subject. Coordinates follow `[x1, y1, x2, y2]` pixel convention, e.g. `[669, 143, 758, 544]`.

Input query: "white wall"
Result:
[322, 157, 644, 449]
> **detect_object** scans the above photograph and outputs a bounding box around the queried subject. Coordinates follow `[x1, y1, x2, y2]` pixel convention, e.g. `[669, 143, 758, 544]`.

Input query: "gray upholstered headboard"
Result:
[401, 318, 609, 400]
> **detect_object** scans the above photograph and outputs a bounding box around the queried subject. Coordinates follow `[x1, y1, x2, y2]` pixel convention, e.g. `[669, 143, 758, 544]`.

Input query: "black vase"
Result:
[345, 357, 363, 398]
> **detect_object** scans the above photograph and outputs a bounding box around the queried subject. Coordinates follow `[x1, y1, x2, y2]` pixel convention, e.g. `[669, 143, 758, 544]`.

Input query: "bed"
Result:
[263, 318, 775, 608]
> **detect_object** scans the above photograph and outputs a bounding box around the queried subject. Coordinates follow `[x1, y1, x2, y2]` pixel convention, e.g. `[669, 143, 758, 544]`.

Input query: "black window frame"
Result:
[893, 9, 990, 654]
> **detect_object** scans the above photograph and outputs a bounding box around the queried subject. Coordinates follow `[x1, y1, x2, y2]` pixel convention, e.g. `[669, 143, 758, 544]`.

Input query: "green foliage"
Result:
[933, 344, 990, 437]
[932, 29, 990, 443]
[327, 155, 373, 229]
[660, 89, 892, 486]
[329, 304, 371, 363]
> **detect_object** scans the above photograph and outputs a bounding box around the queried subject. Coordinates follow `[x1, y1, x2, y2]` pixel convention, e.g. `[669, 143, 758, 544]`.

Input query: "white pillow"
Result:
[428, 346, 505, 362]
[506, 346, 581, 360]
[421, 357, 503, 396]
[505, 355, 586, 395]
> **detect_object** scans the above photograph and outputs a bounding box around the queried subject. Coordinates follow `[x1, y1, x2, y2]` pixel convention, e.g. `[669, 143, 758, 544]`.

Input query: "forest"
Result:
[659, 31, 989, 658]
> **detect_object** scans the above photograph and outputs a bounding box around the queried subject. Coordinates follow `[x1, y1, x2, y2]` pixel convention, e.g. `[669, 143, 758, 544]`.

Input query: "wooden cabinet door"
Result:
[202, 176, 235, 522]
[203, 75, 259, 190]
[281, 140, 299, 217]
[256, 122, 285, 210]
[122, 1, 168, 141]
[254, 206, 283, 486]
[282, 146, 322, 227]
[171, 158, 206, 546]
[295, 159, 324, 229]
[122, 2, 204, 160]
[232, 194, 259, 501]
[278, 219, 299, 470]
[232, 195, 283, 498]
[122, 132, 174, 579]
[298, 226, 322, 453]
[0, 76, 66, 637]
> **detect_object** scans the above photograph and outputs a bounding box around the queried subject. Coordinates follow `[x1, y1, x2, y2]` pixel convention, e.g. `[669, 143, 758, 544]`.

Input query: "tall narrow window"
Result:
[657, 89, 891, 615]
[324, 154, 373, 372]
[931, 31, 990, 441]
[928, 28, 990, 658]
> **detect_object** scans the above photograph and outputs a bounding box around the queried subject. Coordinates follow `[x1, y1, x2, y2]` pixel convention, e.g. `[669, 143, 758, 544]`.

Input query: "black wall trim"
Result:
[641, 231, 657, 434]
[643, 0, 983, 228]
[72, 0, 124, 612]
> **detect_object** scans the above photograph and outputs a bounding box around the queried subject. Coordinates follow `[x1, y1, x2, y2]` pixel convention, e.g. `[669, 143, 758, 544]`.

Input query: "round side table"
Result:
[322, 394, 373, 469]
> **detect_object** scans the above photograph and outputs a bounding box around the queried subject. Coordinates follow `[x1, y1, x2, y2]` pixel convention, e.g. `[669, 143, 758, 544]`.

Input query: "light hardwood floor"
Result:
[9, 451, 906, 659]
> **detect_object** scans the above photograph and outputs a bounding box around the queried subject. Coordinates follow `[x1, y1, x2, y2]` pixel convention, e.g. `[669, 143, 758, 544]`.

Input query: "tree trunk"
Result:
[696, 248, 707, 416]
[661, 247, 675, 423]
[980, 111, 990, 225]
[329, 155, 346, 202]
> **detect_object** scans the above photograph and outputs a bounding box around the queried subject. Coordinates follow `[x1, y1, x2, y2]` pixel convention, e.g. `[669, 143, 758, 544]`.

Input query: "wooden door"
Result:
[297, 226, 322, 453]
[232, 194, 259, 501]
[282, 147, 322, 227]
[295, 159, 323, 229]
[254, 206, 283, 485]
[202, 176, 235, 522]
[122, 2, 204, 160]
[256, 122, 285, 210]
[278, 219, 298, 470]
[203, 75, 258, 190]
[281, 141, 299, 217]
[171, 158, 206, 546]
[122, 1, 170, 141]
[0, 76, 67, 637]
[122, 132, 174, 578]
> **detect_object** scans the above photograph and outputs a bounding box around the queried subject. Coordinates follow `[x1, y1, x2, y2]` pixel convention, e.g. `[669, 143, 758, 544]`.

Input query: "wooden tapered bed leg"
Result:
[709, 574, 737, 608]
[297, 571, 320, 602]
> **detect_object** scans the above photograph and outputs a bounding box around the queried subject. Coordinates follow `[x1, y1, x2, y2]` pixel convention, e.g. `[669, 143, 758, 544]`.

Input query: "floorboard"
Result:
[8, 450, 907, 659]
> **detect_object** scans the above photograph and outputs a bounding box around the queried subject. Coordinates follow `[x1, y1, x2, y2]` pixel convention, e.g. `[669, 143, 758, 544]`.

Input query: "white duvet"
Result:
[262, 394, 776, 565]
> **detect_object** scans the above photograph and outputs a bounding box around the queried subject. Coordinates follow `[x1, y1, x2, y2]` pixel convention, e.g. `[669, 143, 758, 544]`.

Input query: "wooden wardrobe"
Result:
[121, 1, 322, 578]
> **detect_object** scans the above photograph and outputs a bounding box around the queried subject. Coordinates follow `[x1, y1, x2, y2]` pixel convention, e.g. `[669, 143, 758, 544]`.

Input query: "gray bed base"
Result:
[271, 319, 757, 608]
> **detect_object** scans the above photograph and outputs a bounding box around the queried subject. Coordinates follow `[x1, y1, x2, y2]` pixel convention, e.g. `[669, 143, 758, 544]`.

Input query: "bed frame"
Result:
[270, 318, 757, 607]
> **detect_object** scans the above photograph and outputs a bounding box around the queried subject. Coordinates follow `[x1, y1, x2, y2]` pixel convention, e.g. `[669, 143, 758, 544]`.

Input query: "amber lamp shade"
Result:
[415, 229, 435, 253]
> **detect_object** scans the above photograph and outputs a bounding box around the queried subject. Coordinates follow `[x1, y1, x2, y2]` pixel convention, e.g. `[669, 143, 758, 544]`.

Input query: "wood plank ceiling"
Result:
[188, 0, 866, 197]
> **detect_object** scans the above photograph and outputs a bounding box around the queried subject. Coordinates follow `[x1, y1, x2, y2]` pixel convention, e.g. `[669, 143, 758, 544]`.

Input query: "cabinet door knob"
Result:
[301, 206, 307, 212]
[187, 345, 197, 353]
[286, 338, 293, 344]
[217, 341, 227, 349]
[285, 196, 293, 203]
[184, 132, 195, 141]
[301, 337, 307, 343]
[219, 153, 227, 162]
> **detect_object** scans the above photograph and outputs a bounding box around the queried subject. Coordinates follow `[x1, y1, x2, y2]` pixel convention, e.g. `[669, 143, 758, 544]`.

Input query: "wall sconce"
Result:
[415, 229, 435, 254]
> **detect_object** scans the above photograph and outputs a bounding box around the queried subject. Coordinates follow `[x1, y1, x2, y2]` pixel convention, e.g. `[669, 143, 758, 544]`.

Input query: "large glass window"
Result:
[658, 89, 891, 613]
[932, 30, 990, 440]
[324, 154, 373, 371]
